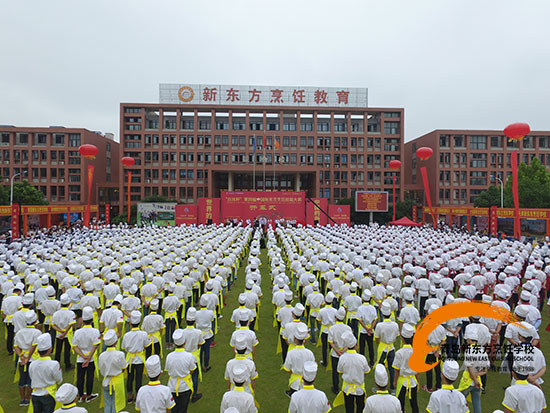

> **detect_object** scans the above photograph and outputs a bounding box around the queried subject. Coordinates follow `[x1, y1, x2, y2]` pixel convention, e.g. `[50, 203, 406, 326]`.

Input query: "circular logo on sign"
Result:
[178, 86, 194, 102]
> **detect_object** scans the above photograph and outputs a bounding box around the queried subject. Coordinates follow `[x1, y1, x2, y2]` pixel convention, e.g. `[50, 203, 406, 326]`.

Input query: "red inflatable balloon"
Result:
[389, 160, 402, 170]
[416, 147, 433, 161]
[504, 122, 530, 141]
[121, 156, 135, 167]
[78, 144, 98, 160]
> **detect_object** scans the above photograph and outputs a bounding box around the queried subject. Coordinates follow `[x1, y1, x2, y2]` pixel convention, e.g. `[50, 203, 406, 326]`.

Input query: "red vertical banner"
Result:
[511, 150, 521, 238]
[412, 205, 417, 222]
[490, 205, 498, 235]
[127, 171, 132, 223]
[328, 204, 350, 225]
[198, 198, 220, 224]
[307, 198, 328, 225]
[11, 204, 19, 239]
[84, 164, 94, 227]
[420, 166, 436, 228]
[392, 175, 396, 222]
[105, 203, 110, 225]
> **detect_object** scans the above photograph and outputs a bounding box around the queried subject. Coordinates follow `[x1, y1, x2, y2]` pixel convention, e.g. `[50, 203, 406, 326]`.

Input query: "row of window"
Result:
[125, 134, 401, 151]
[0, 133, 81, 147]
[439, 134, 550, 150]
[132, 151, 400, 167]
[128, 118, 400, 134]
[439, 152, 550, 169]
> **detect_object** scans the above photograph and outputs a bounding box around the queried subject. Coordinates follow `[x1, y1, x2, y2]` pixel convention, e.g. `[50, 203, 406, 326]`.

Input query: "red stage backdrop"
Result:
[198, 198, 220, 224]
[220, 191, 305, 222]
[328, 204, 350, 225]
[175, 204, 198, 225]
[355, 191, 388, 212]
[307, 198, 328, 225]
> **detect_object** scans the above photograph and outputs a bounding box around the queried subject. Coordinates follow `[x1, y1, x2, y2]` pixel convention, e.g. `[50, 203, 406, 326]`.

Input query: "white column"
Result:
[295, 173, 300, 191]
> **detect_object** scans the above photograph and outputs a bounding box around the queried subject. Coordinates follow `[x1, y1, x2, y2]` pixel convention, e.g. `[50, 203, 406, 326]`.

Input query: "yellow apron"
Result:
[191, 348, 202, 382]
[27, 384, 61, 413]
[334, 381, 366, 407]
[375, 342, 394, 365]
[148, 331, 163, 357]
[164, 311, 179, 329]
[175, 373, 194, 396]
[316, 324, 329, 348]
[458, 369, 483, 396]
[396, 375, 417, 399]
[99, 372, 126, 412]
[13, 348, 34, 384]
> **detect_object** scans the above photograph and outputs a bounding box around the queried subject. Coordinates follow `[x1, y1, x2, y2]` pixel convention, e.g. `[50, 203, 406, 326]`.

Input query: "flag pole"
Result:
[264, 135, 267, 191]
[253, 134, 256, 191]
[273, 138, 276, 189]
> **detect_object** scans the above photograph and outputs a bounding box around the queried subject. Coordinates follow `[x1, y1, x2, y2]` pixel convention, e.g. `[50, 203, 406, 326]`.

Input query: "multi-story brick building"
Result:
[0, 126, 119, 209]
[119, 84, 405, 208]
[405, 129, 550, 206]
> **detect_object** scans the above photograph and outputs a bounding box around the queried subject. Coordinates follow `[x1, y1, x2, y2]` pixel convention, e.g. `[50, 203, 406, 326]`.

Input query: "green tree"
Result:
[473, 185, 504, 207]
[0, 180, 48, 205]
[474, 158, 550, 208]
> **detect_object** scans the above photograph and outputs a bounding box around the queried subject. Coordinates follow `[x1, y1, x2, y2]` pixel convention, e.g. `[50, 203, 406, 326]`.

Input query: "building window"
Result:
[469, 135, 487, 150]
[439, 135, 449, 147]
[384, 122, 399, 134]
[0, 133, 9, 145]
[249, 122, 263, 131]
[470, 171, 487, 186]
[470, 153, 487, 168]
[490, 136, 503, 148]
[453, 135, 465, 148]
[267, 122, 279, 131]
[69, 134, 81, 147]
[317, 122, 330, 132]
[300, 122, 313, 132]
[283, 122, 296, 131]
[125, 107, 141, 113]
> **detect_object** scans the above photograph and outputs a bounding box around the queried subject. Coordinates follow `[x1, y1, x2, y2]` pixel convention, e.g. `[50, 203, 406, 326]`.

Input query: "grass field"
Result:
[0, 245, 548, 412]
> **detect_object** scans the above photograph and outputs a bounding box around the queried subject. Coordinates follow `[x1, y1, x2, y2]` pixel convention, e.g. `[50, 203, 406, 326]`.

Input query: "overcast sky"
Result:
[1, 0, 549, 142]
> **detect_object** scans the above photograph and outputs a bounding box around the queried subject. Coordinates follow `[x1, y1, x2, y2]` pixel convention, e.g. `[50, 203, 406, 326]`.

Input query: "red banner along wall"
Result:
[220, 191, 305, 222]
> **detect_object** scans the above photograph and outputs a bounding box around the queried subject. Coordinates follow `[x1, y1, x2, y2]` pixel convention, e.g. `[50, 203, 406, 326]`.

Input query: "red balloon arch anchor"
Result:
[504, 122, 530, 239]
[415, 147, 435, 228]
[121, 157, 135, 223]
[389, 160, 401, 222]
[78, 144, 99, 226]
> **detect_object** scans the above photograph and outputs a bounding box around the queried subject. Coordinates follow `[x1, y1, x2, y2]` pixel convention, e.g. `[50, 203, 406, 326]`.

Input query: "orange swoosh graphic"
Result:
[409, 302, 523, 373]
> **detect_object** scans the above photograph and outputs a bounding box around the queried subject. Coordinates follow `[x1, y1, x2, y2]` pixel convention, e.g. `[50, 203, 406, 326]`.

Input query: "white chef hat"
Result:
[150, 299, 159, 311]
[374, 364, 388, 387]
[361, 289, 371, 301]
[173, 329, 185, 346]
[513, 357, 533, 375]
[302, 361, 318, 382]
[325, 292, 335, 303]
[145, 355, 162, 378]
[342, 331, 357, 348]
[186, 307, 197, 321]
[294, 323, 309, 341]
[113, 294, 123, 304]
[293, 303, 305, 317]
[381, 301, 392, 316]
[25, 310, 38, 325]
[336, 307, 346, 320]
[22, 293, 34, 305]
[514, 305, 529, 318]
[442, 360, 460, 381]
[103, 330, 118, 346]
[234, 335, 248, 351]
[401, 323, 415, 339]
[82, 306, 94, 321]
[55, 383, 78, 405]
[37, 333, 52, 351]
[130, 310, 142, 324]
[60, 293, 71, 305]
[284, 291, 293, 301]
[233, 365, 248, 384]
